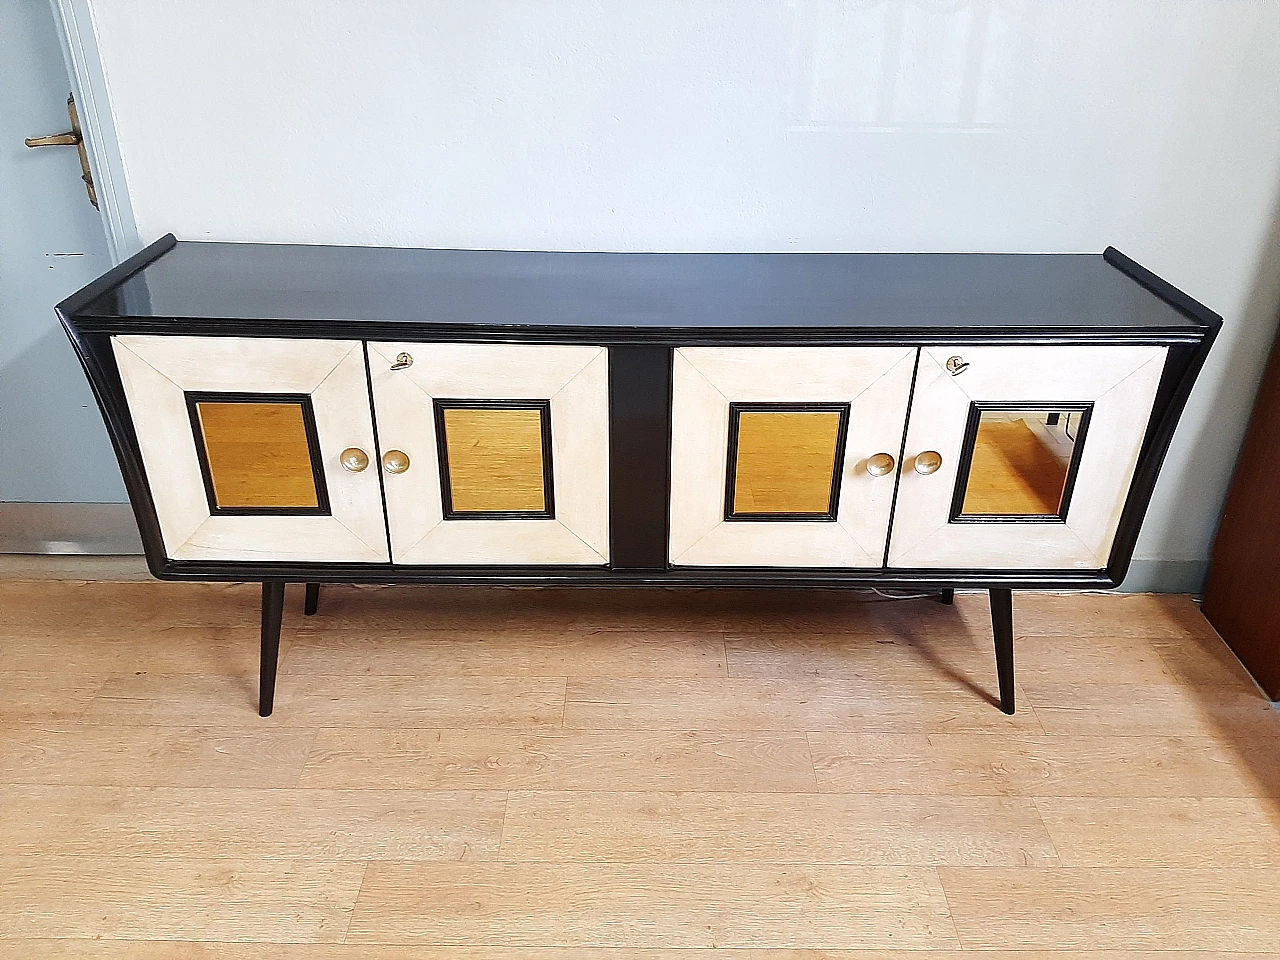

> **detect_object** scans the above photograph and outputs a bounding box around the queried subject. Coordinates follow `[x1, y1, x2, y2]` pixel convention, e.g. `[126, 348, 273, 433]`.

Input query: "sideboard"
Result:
[59, 236, 1220, 716]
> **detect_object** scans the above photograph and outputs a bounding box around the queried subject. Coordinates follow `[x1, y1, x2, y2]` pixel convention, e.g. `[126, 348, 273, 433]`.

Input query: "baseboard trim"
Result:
[1116, 558, 1208, 594]
[0, 502, 142, 554]
[0, 502, 1210, 593]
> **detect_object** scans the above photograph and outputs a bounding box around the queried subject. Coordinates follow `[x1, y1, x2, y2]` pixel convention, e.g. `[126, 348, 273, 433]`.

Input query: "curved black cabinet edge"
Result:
[65, 317, 1207, 347]
[1105, 332, 1219, 586]
[1104, 246, 1226, 334]
[56, 233, 176, 320]
[58, 326, 171, 579]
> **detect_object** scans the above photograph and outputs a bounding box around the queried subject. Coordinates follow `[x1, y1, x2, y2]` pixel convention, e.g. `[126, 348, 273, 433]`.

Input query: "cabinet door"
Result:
[368, 342, 609, 565]
[888, 345, 1166, 569]
[112, 336, 388, 562]
[669, 347, 916, 567]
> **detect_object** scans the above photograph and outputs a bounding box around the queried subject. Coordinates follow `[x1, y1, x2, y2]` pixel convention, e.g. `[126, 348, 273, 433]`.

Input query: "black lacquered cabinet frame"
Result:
[59, 235, 1220, 716]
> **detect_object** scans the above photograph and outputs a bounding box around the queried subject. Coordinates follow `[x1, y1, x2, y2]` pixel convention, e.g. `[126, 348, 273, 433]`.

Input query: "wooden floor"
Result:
[2, 576, 1280, 957]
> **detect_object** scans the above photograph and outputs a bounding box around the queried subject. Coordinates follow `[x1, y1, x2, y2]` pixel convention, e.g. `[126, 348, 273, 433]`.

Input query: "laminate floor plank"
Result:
[0, 856, 366, 942]
[299, 728, 818, 792]
[0, 668, 109, 723]
[1032, 795, 1280, 867]
[717, 590, 992, 637]
[1025, 680, 1280, 740]
[0, 580, 301, 633]
[1005, 592, 1218, 640]
[1, 948, 1276, 960]
[563, 677, 1043, 733]
[0, 724, 316, 788]
[493, 587, 743, 632]
[0, 579, 181, 630]
[720, 591, 1209, 643]
[938, 867, 1280, 951]
[284, 627, 728, 678]
[1152, 631, 1260, 688]
[726, 631, 1174, 686]
[0, 624, 292, 677]
[345, 862, 959, 948]
[283, 584, 516, 632]
[499, 790, 1058, 865]
[81, 673, 568, 727]
[809, 732, 1274, 797]
[0, 784, 505, 861]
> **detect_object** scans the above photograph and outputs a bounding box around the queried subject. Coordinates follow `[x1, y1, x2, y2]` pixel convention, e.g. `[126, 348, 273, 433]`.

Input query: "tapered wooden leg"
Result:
[989, 587, 1015, 714]
[304, 582, 320, 617]
[260, 580, 285, 718]
[938, 588, 954, 605]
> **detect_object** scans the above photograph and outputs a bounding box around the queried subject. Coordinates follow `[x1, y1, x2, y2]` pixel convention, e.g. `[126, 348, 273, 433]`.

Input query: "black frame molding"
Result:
[433, 398, 556, 521]
[608, 344, 672, 568]
[184, 390, 331, 517]
[723, 401, 851, 522]
[948, 401, 1093, 524]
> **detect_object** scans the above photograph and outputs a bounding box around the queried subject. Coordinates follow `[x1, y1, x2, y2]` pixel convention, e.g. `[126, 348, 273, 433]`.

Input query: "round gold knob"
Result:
[390, 352, 414, 371]
[914, 451, 943, 475]
[866, 453, 896, 477]
[339, 448, 369, 473]
[382, 450, 410, 474]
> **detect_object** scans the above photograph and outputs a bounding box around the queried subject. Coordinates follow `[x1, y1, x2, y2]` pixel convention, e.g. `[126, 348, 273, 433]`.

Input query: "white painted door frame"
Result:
[49, 0, 139, 263]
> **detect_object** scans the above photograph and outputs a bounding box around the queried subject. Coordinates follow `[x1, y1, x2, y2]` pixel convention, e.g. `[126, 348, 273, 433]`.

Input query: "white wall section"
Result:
[84, 0, 1280, 585]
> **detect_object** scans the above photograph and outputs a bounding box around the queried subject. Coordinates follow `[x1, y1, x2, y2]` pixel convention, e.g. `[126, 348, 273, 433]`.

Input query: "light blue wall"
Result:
[0, 0, 122, 503]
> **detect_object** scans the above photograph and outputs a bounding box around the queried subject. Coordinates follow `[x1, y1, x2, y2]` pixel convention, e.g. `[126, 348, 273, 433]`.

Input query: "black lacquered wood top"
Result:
[66, 236, 1213, 342]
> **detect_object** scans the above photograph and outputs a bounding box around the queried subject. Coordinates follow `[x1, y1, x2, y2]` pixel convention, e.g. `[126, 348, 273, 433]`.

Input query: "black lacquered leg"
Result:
[938, 588, 954, 605]
[260, 580, 285, 717]
[989, 587, 1015, 714]
[304, 582, 320, 617]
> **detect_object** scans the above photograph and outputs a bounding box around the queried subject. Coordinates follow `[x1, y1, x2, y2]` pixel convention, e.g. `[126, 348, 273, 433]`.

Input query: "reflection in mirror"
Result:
[958, 408, 1087, 518]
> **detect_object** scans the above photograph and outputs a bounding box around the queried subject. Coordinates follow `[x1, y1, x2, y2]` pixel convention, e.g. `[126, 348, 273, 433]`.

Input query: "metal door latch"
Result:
[25, 94, 97, 209]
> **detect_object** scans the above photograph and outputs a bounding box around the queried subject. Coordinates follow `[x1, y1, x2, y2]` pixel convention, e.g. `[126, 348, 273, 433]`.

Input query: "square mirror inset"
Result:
[726, 403, 850, 520]
[188, 394, 327, 514]
[436, 400, 554, 518]
[954, 405, 1092, 520]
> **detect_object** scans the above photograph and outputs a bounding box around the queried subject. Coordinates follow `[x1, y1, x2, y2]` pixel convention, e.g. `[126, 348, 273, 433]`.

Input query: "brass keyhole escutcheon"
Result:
[866, 453, 896, 477]
[382, 450, 411, 474]
[914, 451, 943, 475]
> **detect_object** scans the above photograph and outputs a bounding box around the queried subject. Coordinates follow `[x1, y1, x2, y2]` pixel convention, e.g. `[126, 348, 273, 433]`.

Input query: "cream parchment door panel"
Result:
[112, 336, 388, 562]
[669, 346, 916, 567]
[368, 342, 609, 565]
[888, 345, 1167, 569]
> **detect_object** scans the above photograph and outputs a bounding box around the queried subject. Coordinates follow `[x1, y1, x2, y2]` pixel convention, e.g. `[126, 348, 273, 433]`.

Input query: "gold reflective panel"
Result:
[731, 408, 845, 516]
[195, 401, 320, 509]
[442, 406, 548, 514]
[959, 409, 1081, 517]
